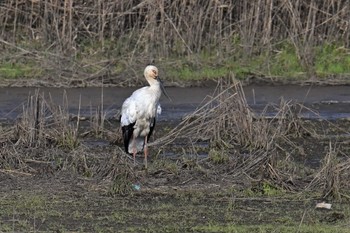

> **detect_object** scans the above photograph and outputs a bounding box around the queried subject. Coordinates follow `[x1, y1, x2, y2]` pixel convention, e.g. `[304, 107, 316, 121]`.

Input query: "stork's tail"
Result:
[128, 137, 145, 154]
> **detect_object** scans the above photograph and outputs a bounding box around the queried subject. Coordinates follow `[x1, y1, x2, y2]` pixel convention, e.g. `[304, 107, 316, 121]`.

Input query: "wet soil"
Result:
[1, 184, 348, 233]
[0, 85, 350, 232]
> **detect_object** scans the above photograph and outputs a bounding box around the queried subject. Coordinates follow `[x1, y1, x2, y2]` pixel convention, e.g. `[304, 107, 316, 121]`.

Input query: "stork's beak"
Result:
[157, 76, 172, 101]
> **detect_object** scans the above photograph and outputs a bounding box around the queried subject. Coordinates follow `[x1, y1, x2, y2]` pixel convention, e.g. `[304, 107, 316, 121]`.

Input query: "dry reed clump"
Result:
[14, 89, 80, 148]
[0, 142, 137, 195]
[0, 89, 137, 195]
[151, 79, 310, 188]
[153, 79, 305, 150]
[0, 0, 349, 85]
[153, 80, 350, 195]
[1, 0, 348, 55]
[97, 148, 137, 196]
[307, 142, 350, 200]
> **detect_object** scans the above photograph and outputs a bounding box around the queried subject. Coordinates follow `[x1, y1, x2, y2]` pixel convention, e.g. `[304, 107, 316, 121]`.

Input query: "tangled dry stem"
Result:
[151, 79, 350, 195]
[0, 0, 349, 86]
[1, 0, 348, 53]
[0, 81, 350, 197]
[307, 142, 350, 200]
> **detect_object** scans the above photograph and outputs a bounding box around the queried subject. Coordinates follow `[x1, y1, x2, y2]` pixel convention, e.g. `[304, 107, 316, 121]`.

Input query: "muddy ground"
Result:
[0, 84, 350, 232]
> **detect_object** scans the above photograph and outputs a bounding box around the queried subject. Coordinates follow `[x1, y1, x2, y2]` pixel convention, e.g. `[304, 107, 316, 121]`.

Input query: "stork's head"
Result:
[143, 65, 172, 101]
[144, 65, 159, 83]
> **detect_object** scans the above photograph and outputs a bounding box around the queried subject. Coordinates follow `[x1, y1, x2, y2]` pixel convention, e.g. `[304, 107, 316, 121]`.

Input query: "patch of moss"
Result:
[0, 38, 349, 84]
[192, 224, 350, 233]
[269, 44, 305, 77]
[315, 43, 350, 76]
[163, 41, 349, 82]
[262, 182, 283, 196]
[208, 148, 229, 164]
[0, 62, 43, 79]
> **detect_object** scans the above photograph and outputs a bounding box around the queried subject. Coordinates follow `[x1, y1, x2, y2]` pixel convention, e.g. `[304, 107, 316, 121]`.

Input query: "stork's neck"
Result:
[146, 80, 162, 101]
[147, 79, 161, 89]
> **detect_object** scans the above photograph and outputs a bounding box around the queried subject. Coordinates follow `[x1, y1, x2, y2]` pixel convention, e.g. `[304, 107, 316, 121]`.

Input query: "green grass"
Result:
[268, 44, 305, 77]
[208, 148, 229, 164]
[172, 66, 231, 81]
[0, 62, 43, 79]
[315, 43, 350, 76]
[0, 39, 349, 84]
[163, 41, 349, 83]
[193, 224, 350, 233]
[1, 189, 349, 232]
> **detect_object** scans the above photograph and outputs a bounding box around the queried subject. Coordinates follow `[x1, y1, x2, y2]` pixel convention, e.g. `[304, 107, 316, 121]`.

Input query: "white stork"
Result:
[120, 65, 169, 168]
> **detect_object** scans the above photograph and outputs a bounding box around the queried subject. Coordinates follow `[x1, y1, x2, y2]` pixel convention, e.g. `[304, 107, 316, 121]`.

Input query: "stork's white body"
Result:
[120, 85, 161, 153]
[120, 65, 164, 168]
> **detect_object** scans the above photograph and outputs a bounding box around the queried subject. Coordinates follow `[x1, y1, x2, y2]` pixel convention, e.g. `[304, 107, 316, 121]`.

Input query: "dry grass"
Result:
[149, 79, 350, 195]
[151, 78, 304, 151]
[0, 79, 350, 198]
[0, 0, 349, 84]
[148, 79, 303, 186]
[307, 142, 350, 200]
[0, 89, 139, 195]
[1, 0, 348, 53]
[13, 89, 80, 149]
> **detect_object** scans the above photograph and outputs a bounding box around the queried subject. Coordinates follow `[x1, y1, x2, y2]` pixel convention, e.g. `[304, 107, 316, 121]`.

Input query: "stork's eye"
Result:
[152, 70, 157, 75]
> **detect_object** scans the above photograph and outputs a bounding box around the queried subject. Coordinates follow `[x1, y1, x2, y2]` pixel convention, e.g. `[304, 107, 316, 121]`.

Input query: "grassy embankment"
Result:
[0, 0, 349, 86]
[1, 37, 349, 86]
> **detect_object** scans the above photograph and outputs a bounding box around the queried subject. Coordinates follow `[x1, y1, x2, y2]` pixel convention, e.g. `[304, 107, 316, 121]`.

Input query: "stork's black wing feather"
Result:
[120, 115, 135, 154]
[147, 117, 156, 142]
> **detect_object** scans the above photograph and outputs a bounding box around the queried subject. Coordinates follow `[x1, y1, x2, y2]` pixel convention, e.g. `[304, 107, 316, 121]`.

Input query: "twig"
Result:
[0, 169, 32, 176]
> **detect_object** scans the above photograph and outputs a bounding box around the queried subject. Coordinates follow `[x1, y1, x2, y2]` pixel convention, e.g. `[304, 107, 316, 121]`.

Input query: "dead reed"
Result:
[151, 78, 304, 150]
[307, 142, 350, 200]
[90, 87, 107, 137]
[14, 89, 81, 149]
[0, 89, 135, 194]
[149, 78, 326, 190]
[0, 0, 348, 81]
[0, 81, 349, 198]
[2, 0, 348, 52]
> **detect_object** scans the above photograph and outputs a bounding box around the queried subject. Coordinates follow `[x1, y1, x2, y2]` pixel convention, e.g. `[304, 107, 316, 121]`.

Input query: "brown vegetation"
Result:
[2, 80, 349, 200]
[1, 0, 348, 53]
[148, 79, 350, 198]
[0, 0, 349, 85]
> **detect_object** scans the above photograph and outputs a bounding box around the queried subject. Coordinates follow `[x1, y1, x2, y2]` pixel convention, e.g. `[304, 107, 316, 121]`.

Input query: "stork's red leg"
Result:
[144, 136, 148, 168]
[132, 134, 137, 166]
